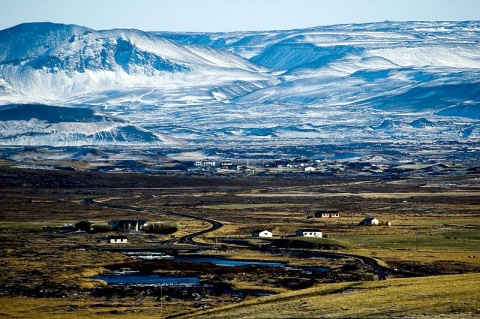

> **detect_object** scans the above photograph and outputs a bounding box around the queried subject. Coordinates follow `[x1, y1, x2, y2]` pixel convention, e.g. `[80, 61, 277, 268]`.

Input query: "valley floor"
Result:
[0, 167, 479, 318]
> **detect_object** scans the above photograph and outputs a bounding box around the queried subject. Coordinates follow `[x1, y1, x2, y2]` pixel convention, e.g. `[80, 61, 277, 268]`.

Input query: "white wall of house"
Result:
[108, 237, 127, 244]
[321, 213, 340, 218]
[252, 230, 273, 237]
[296, 230, 323, 238]
[361, 218, 380, 226]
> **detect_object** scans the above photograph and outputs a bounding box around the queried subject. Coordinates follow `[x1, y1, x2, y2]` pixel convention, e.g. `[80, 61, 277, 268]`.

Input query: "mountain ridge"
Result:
[0, 22, 275, 104]
[0, 21, 479, 152]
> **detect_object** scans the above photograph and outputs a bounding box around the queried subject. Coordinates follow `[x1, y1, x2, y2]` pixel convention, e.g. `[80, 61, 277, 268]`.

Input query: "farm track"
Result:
[84, 198, 222, 245]
[84, 197, 398, 274]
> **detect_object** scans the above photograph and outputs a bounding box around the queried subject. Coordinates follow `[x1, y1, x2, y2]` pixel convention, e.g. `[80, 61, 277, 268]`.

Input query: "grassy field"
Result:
[333, 231, 480, 251]
[1, 169, 479, 318]
[1, 274, 478, 319]
[199, 203, 310, 210]
[0, 296, 167, 319]
[176, 273, 480, 318]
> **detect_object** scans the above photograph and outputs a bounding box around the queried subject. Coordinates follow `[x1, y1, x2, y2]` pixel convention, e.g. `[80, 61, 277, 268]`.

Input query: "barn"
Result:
[252, 230, 273, 237]
[359, 217, 380, 226]
[296, 229, 323, 238]
[107, 235, 128, 244]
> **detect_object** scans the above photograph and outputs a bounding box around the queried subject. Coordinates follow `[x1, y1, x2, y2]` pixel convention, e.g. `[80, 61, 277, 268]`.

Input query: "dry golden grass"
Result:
[177, 273, 480, 318]
[0, 296, 170, 319]
[175, 219, 208, 237]
[228, 281, 288, 294]
[1, 172, 479, 318]
[199, 203, 309, 210]
[238, 191, 480, 199]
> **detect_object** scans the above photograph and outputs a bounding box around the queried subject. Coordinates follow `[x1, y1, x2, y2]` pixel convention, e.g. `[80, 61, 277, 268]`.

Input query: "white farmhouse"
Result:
[107, 235, 128, 244]
[359, 217, 380, 226]
[252, 230, 273, 238]
[296, 229, 323, 238]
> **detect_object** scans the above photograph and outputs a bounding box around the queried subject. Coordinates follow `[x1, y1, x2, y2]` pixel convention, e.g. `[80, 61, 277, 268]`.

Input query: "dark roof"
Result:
[75, 220, 93, 225]
[297, 229, 322, 232]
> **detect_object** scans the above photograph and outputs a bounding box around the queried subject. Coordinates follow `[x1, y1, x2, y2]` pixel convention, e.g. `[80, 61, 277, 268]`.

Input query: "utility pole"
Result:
[416, 232, 419, 252]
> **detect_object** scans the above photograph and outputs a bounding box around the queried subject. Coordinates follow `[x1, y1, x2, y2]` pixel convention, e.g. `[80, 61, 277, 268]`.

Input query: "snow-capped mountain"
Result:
[164, 21, 480, 108]
[0, 21, 479, 159]
[0, 22, 275, 104]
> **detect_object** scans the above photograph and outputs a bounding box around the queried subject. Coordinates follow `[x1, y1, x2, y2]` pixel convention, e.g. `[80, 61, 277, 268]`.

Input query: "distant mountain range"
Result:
[0, 21, 479, 159]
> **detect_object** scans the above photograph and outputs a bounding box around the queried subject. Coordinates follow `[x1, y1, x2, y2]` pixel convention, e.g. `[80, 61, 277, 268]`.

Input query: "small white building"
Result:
[296, 229, 323, 238]
[252, 230, 273, 238]
[195, 160, 216, 167]
[359, 217, 380, 226]
[305, 166, 316, 172]
[319, 212, 340, 218]
[107, 235, 128, 244]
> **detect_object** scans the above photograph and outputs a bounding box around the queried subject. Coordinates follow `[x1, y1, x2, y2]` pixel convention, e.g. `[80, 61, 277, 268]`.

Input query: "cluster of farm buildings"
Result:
[69, 219, 149, 244]
[252, 214, 381, 239]
[70, 214, 382, 244]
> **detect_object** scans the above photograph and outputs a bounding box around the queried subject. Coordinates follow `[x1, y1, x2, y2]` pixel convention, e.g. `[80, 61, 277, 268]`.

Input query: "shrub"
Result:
[91, 224, 112, 233]
[146, 222, 178, 234]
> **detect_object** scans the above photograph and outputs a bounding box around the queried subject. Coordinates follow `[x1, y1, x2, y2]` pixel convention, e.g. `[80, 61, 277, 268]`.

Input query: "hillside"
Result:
[177, 273, 480, 318]
[0, 21, 478, 155]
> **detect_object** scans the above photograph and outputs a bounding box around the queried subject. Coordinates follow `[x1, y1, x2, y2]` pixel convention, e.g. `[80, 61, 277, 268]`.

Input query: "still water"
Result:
[94, 272, 199, 285]
[174, 256, 285, 267]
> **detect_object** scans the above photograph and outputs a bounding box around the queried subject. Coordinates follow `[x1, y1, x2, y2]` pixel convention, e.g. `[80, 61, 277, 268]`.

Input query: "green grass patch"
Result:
[200, 203, 308, 210]
[0, 159, 14, 166]
[0, 222, 55, 232]
[269, 237, 352, 250]
[441, 230, 480, 241]
[333, 230, 480, 251]
[180, 273, 480, 319]
[394, 218, 480, 227]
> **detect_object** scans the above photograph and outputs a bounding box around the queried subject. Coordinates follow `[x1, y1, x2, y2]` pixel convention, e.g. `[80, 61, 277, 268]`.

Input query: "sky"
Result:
[1, 0, 479, 32]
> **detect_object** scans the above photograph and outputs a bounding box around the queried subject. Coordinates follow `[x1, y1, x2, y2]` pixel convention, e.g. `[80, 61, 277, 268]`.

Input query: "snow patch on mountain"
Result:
[0, 104, 179, 146]
[0, 21, 479, 150]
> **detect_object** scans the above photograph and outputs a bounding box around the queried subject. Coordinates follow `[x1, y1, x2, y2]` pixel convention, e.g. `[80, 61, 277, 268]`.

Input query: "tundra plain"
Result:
[0, 167, 479, 318]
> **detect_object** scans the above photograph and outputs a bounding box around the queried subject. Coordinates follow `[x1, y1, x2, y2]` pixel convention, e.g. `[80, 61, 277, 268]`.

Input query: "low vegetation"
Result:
[145, 222, 178, 234]
[0, 168, 478, 318]
[177, 273, 480, 318]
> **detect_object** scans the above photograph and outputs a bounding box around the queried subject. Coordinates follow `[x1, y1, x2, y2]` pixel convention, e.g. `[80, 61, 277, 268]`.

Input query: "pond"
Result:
[92, 254, 331, 299]
[94, 272, 199, 286]
[92, 270, 274, 297]
[124, 253, 287, 267]
[94, 256, 285, 286]
[174, 256, 285, 267]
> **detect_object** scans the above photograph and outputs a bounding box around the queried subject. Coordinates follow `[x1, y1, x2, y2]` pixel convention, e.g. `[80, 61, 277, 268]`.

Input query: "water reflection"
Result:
[174, 256, 285, 267]
[94, 273, 198, 285]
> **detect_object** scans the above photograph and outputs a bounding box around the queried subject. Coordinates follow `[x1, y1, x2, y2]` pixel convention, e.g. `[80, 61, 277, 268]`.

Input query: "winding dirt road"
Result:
[86, 197, 400, 275]
[85, 198, 222, 244]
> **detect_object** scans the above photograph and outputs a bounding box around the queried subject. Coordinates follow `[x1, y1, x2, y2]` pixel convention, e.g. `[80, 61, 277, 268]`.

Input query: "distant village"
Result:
[96, 156, 474, 178]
